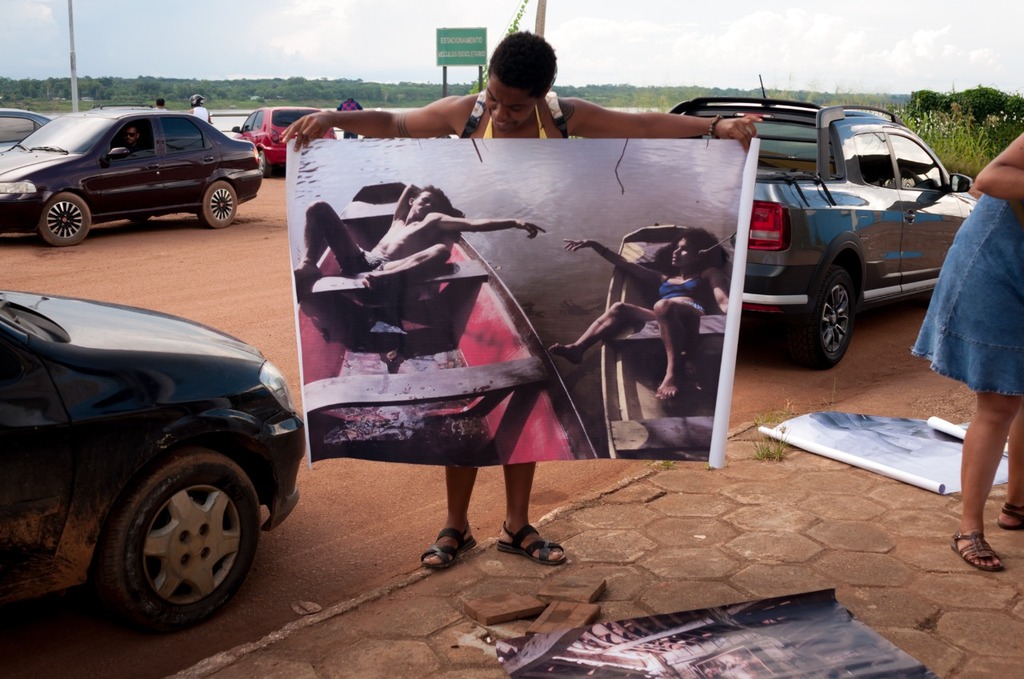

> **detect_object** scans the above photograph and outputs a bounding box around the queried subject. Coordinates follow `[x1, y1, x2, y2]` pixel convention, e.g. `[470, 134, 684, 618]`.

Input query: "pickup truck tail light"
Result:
[749, 201, 790, 250]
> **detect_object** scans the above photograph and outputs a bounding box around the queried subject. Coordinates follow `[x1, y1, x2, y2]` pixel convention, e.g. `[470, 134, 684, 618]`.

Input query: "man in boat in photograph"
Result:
[292, 183, 543, 300]
[549, 226, 730, 399]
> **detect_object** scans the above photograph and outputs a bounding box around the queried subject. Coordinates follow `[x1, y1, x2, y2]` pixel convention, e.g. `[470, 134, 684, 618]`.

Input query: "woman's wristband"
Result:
[708, 115, 724, 138]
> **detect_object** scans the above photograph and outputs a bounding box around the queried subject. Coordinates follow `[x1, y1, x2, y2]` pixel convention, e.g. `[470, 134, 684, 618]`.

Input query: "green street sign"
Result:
[437, 28, 487, 67]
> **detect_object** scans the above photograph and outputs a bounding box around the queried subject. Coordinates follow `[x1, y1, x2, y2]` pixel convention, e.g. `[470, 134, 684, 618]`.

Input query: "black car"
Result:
[0, 108, 262, 246]
[0, 290, 304, 630]
[671, 98, 976, 367]
[0, 108, 51, 152]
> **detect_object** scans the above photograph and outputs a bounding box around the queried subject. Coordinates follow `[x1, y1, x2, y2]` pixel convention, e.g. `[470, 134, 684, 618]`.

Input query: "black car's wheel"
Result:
[38, 192, 91, 246]
[258, 150, 271, 178]
[92, 447, 260, 631]
[787, 266, 856, 369]
[198, 181, 237, 229]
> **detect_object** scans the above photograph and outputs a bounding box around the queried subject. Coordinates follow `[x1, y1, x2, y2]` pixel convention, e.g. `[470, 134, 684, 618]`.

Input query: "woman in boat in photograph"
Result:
[549, 226, 730, 399]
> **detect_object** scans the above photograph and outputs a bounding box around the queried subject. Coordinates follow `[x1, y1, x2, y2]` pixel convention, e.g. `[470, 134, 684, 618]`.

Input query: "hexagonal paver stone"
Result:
[913, 573, 1018, 610]
[726, 504, 817, 532]
[719, 481, 806, 507]
[839, 586, 941, 630]
[638, 581, 747, 615]
[601, 482, 666, 505]
[322, 639, 440, 678]
[649, 492, 737, 518]
[641, 547, 741, 579]
[806, 520, 895, 553]
[813, 552, 913, 587]
[798, 494, 887, 521]
[205, 656, 319, 679]
[642, 517, 737, 547]
[786, 469, 879, 495]
[880, 508, 959, 539]
[879, 629, 962, 679]
[561, 529, 656, 563]
[427, 621, 499, 668]
[360, 593, 463, 637]
[729, 564, 832, 600]
[725, 531, 823, 563]
[572, 503, 659, 530]
[937, 610, 1024, 658]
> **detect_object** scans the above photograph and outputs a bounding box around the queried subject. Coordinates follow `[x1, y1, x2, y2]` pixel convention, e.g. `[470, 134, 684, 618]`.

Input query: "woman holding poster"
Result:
[284, 31, 757, 571]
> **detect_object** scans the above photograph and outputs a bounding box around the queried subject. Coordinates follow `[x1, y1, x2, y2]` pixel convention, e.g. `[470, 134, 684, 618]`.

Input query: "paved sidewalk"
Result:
[171, 425, 1024, 679]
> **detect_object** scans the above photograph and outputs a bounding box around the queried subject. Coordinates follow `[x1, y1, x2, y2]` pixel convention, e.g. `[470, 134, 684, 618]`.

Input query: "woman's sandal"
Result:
[497, 523, 566, 566]
[996, 503, 1024, 530]
[951, 531, 1004, 572]
[420, 526, 477, 570]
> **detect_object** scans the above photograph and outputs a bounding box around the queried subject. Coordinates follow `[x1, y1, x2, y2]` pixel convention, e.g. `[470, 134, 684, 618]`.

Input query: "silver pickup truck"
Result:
[671, 97, 977, 368]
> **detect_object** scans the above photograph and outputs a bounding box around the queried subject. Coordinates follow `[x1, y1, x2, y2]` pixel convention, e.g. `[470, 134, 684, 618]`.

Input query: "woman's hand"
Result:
[713, 114, 761, 150]
[282, 112, 334, 150]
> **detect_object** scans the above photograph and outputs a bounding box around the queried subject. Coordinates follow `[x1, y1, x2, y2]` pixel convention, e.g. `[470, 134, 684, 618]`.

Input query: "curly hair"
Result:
[489, 32, 557, 98]
[652, 227, 726, 273]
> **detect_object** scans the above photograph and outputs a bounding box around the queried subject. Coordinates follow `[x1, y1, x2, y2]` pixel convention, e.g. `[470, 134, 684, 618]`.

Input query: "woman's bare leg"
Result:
[550, 302, 654, 364]
[653, 297, 702, 399]
[420, 465, 478, 567]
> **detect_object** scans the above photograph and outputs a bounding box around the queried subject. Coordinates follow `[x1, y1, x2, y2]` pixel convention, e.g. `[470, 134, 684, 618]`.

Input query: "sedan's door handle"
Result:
[904, 210, 916, 224]
[203, 155, 216, 163]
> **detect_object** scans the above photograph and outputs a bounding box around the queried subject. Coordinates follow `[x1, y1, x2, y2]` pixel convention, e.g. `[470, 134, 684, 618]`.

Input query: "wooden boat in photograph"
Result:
[600, 225, 728, 460]
[296, 183, 595, 465]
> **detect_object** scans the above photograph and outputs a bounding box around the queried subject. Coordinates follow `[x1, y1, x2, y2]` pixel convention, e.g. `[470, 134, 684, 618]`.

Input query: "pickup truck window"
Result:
[756, 120, 822, 172]
[890, 135, 942, 190]
[852, 132, 896, 188]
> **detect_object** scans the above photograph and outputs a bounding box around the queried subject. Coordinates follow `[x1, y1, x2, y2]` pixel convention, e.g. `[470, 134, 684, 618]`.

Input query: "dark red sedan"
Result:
[0, 107, 262, 246]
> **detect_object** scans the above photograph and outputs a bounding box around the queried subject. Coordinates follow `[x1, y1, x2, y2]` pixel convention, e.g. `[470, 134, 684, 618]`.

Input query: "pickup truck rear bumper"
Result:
[742, 261, 816, 314]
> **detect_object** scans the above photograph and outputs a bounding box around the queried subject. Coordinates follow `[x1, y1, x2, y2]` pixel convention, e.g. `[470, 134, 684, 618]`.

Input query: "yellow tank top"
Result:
[482, 106, 548, 139]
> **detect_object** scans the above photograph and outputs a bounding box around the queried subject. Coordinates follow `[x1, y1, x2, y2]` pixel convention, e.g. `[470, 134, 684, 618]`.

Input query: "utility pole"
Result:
[68, 0, 79, 111]
[535, 0, 547, 36]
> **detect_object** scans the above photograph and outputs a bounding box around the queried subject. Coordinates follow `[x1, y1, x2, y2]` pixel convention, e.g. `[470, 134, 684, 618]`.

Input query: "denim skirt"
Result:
[912, 195, 1024, 394]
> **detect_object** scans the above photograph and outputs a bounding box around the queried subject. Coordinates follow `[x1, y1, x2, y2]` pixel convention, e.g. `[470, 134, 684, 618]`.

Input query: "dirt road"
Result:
[0, 178, 973, 678]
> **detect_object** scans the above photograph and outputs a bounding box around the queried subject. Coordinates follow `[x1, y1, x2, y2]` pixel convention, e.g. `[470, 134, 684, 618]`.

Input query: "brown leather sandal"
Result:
[997, 503, 1024, 530]
[951, 531, 1004, 572]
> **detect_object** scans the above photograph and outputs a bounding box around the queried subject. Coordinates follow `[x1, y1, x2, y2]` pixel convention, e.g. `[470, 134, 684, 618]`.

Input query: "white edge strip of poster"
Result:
[757, 424, 949, 494]
[708, 138, 760, 469]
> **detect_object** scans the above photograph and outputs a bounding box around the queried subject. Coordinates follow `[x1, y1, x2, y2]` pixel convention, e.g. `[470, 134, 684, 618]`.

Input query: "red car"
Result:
[232, 107, 335, 177]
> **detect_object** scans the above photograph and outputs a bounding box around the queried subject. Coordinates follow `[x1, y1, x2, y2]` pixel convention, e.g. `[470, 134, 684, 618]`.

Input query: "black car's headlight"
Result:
[0, 181, 36, 194]
[260, 360, 297, 412]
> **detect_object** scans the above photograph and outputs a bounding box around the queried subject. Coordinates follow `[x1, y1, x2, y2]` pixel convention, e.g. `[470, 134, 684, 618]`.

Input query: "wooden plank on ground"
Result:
[537, 575, 607, 603]
[463, 593, 547, 626]
[526, 601, 601, 635]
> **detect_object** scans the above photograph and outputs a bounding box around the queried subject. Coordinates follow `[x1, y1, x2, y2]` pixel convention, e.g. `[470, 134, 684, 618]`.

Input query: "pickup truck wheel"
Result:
[787, 266, 855, 369]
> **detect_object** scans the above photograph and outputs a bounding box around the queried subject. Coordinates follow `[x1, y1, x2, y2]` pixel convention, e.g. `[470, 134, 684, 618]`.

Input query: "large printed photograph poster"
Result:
[287, 138, 754, 467]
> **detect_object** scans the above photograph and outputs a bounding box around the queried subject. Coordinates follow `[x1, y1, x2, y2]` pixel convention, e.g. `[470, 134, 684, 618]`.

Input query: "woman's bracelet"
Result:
[708, 115, 724, 138]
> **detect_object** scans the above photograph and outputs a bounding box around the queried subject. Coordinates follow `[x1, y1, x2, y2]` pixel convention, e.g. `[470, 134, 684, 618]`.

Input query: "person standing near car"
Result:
[283, 31, 758, 571]
[155, 98, 167, 110]
[189, 94, 212, 123]
[337, 97, 363, 139]
[913, 132, 1024, 572]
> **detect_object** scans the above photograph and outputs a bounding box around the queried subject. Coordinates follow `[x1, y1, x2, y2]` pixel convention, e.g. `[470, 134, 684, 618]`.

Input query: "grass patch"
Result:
[752, 404, 796, 462]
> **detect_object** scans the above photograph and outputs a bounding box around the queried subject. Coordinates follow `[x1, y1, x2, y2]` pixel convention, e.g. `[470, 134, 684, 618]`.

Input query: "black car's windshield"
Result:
[18, 115, 112, 154]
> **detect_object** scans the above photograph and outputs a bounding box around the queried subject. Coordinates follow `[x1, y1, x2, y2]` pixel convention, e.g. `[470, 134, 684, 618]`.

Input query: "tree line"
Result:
[0, 75, 911, 113]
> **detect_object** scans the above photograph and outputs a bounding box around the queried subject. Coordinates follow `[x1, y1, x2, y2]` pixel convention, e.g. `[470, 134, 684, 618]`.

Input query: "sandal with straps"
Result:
[420, 526, 476, 570]
[951, 531, 1004, 572]
[497, 523, 566, 566]
[997, 502, 1024, 530]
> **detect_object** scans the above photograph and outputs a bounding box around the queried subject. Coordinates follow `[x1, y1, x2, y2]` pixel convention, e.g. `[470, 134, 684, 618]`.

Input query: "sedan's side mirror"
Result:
[949, 173, 973, 193]
[232, 126, 242, 133]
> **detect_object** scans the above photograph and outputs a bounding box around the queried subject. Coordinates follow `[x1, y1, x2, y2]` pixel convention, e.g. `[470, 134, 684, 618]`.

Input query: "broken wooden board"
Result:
[463, 592, 547, 625]
[526, 601, 601, 636]
[537, 575, 607, 604]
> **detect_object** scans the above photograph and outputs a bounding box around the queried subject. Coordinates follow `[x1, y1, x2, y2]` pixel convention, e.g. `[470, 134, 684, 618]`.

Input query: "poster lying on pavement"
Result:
[287, 138, 757, 467]
[758, 411, 1010, 494]
[496, 589, 937, 677]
